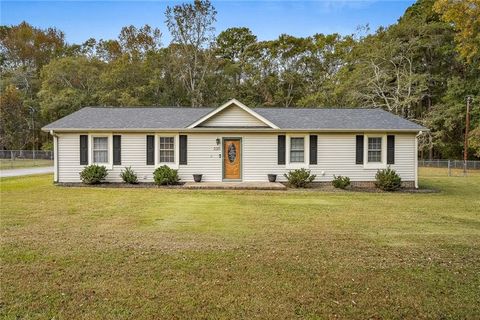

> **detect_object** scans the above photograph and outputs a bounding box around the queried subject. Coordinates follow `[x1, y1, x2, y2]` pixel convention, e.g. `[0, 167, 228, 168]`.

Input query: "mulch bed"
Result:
[56, 182, 438, 193]
[56, 182, 184, 189]
[289, 185, 439, 193]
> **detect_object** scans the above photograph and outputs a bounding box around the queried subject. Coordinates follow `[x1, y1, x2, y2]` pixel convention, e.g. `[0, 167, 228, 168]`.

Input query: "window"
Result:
[160, 137, 175, 163]
[290, 137, 304, 163]
[368, 137, 382, 162]
[93, 137, 108, 163]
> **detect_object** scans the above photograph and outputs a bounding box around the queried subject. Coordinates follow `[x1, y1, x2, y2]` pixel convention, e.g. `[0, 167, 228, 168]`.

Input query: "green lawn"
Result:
[1, 170, 479, 319]
[0, 159, 53, 169]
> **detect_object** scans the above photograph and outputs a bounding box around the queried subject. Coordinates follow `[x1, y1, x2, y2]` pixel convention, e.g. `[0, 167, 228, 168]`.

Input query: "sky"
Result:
[1, 1, 416, 44]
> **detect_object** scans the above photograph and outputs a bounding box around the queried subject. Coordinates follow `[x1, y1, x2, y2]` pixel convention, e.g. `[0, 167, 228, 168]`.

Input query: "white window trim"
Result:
[155, 133, 179, 169]
[286, 134, 309, 169]
[363, 134, 387, 169]
[88, 133, 113, 169]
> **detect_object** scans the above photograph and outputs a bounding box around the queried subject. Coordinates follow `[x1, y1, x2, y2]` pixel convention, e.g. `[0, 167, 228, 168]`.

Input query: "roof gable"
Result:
[187, 99, 279, 129]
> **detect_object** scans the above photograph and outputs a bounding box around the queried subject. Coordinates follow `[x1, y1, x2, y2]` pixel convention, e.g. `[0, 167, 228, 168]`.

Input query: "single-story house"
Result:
[42, 99, 427, 187]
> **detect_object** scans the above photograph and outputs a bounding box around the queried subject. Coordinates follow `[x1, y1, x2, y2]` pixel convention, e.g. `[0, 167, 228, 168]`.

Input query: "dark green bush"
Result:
[153, 165, 180, 185]
[332, 175, 351, 189]
[375, 167, 402, 191]
[284, 168, 316, 188]
[79, 164, 108, 184]
[120, 166, 138, 184]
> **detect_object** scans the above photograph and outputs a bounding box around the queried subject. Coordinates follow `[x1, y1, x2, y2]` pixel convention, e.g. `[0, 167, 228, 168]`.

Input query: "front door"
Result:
[223, 139, 241, 180]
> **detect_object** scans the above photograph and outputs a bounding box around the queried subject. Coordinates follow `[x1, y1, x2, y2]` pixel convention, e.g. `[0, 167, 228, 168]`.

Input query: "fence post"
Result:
[463, 160, 467, 176]
[448, 160, 451, 176]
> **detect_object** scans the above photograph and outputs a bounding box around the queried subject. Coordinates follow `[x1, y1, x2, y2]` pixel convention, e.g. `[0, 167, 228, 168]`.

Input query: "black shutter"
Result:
[387, 135, 395, 164]
[278, 135, 286, 165]
[113, 135, 121, 165]
[179, 135, 187, 165]
[356, 135, 364, 164]
[146, 135, 154, 165]
[309, 135, 318, 165]
[80, 135, 88, 165]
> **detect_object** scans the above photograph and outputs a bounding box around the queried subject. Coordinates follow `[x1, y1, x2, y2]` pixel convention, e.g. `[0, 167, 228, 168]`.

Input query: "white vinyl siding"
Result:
[201, 105, 268, 127]
[56, 132, 416, 183]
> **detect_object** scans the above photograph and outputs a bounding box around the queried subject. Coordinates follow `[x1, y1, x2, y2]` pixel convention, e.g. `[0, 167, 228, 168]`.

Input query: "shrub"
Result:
[41, 140, 53, 151]
[79, 164, 108, 184]
[332, 175, 351, 189]
[284, 168, 316, 188]
[153, 165, 180, 186]
[375, 167, 402, 191]
[120, 166, 138, 184]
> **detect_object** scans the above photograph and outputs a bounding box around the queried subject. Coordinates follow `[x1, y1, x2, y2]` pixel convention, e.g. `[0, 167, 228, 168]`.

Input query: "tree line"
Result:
[0, 0, 479, 159]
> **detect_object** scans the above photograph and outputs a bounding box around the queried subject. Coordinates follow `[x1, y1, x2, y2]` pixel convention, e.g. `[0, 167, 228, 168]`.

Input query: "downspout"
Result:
[415, 131, 423, 189]
[50, 130, 59, 183]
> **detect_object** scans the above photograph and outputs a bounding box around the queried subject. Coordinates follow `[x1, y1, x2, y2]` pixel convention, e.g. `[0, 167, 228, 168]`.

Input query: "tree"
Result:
[269, 34, 310, 107]
[165, 0, 217, 106]
[216, 27, 256, 62]
[98, 54, 149, 106]
[0, 85, 31, 149]
[426, 77, 480, 158]
[38, 56, 104, 122]
[95, 39, 123, 62]
[0, 22, 66, 99]
[434, 0, 480, 64]
[0, 21, 65, 72]
[216, 27, 257, 94]
[118, 25, 162, 58]
[297, 33, 355, 107]
[470, 127, 480, 158]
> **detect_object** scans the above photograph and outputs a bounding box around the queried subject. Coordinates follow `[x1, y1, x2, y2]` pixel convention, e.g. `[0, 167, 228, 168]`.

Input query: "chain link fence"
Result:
[418, 159, 480, 177]
[0, 150, 54, 169]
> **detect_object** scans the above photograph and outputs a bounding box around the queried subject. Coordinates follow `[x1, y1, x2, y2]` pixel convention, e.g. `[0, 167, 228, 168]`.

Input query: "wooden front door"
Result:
[223, 139, 241, 180]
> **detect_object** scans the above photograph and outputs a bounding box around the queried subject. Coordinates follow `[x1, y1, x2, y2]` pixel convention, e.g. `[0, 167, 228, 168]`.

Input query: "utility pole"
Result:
[464, 96, 472, 176]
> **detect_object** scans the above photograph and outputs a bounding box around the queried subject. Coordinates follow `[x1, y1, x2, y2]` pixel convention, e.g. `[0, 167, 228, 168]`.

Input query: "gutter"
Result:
[42, 127, 429, 133]
[414, 130, 423, 189]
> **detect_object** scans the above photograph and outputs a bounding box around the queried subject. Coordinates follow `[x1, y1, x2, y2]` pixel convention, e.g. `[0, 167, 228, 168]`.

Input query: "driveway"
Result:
[0, 166, 54, 178]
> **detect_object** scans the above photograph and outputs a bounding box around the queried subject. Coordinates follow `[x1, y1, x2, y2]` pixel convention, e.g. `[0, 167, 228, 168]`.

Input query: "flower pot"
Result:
[267, 174, 277, 182]
[193, 174, 203, 183]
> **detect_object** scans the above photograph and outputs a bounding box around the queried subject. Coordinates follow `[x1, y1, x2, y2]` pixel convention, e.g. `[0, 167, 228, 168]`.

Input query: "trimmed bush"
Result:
[79, 164, 108, 184]
[153, 165, 180, 186]
[120, 166, 138, 184]
[375, 167, 402, 191]
[332, 175, 351, 189]
[284, 168, 316, 188]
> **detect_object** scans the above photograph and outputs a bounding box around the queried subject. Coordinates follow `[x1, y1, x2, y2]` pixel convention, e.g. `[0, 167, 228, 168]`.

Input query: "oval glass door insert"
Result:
[228, 143, 236, 163]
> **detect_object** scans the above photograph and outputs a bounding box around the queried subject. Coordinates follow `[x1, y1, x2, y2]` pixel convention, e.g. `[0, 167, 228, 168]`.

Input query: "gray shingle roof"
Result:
[43, 107, 213, 130]
[255, 108, 426, 130]
[42, 106, 426, 131]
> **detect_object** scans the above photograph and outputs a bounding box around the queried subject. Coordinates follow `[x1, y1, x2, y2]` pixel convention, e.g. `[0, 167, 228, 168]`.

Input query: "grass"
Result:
[0, 159, 53, 169]
[1, 168, 479, 319]
[419, 166, 480, 177]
